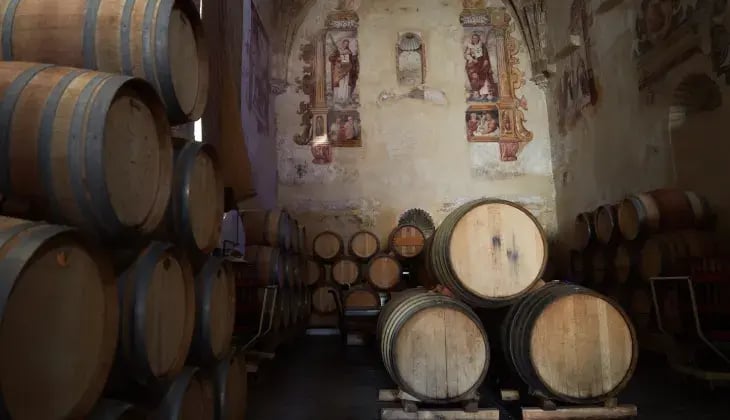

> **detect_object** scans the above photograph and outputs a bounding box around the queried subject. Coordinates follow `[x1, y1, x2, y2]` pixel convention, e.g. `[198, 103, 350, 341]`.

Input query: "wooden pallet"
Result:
[378, 389, 498, 420]
[522, 397, 637, 419]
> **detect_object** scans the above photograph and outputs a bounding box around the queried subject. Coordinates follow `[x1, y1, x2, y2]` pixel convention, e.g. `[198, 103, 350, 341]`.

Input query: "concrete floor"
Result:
[247, 335, 730, 420]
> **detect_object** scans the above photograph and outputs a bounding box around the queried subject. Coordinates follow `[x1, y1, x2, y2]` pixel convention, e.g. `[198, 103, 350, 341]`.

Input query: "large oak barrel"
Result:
[243, 246, 284, 288]
[366, 254, 401, 291]
[640, 231, 721, 280]
[618, 189, 712, 240]
[429, 199, 547, 307]
[189, 257, 236, 364]
[241, 209, 291, 250]
[0, 216, 118, 419]
[377, 291, 490, 402]
[160, 139, 223, 253]
[502, 282, 637, 404]
[332, 257, 361, 286]
[348, 230, 380, 260]
[595, 204, 620, 244]
[207, 353, 247, 420]
[0, 0, 208, 124]
[89, 400, 147, 420]
[389, 224, 426, 259]
[150, 367, 215, 420]
[573, 212, 595, 250]
[313, 230, 344, 262]
[312, 286, 338, 314]
[0, 62, 171, 237]
[116, 242, 195, 384]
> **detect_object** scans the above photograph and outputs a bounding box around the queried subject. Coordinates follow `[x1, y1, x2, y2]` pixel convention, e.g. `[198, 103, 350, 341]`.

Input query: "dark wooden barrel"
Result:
[332, 257, 361, 286]
[304, 257, 323, 286]
[590, 246, 617, 289]
[429, 199, 547, 307]
[89, 400, 147, 420]
[117, 242, 195, 383]
[614, 242, 642, 285]
[207, 352, 247, 420]
[159, 139, 223, 254]
[0, 217, 118, 419]
[640, 231, 720, 280]
[277, 288, 292, 329]
[573, 211, 595, 250]
[0, 62, 172, 238]
[377, 291, 490, 402]
[312, 286, 338, 314]
[595, 204, 620, 244]
[389, 224, 426, 259]
[291, 219, 301, 254]
[569, 249, 592, 284]
[502, 282, 637, 404]
[618, 189, 712, 240]
[234, 281, 279, 336]
[366, 254, 402, 291]
[149, 367, 215, 419]
[189, 257, 236, 365]
[344, 286, 381, 309]
[242, 246, 284, 288]
[299, 225, 308, 255]
[283, 252, 301, 289]
[348, 230, 380, 260]
[0, 0, 208, 124]
[313, 230, 344, 262]
[241, 209, 291, 250]
[416, 235, 439, 289]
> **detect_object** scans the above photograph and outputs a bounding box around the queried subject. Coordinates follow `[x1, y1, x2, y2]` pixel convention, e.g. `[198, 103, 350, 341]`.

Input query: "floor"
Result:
[247, 334, 730, 420]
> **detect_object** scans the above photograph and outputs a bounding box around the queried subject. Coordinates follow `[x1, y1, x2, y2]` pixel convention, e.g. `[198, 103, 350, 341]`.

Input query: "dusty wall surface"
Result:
[274, 0, 557, 245]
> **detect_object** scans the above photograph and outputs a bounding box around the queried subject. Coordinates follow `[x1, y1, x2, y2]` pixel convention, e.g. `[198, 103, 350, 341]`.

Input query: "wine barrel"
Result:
[0, 217, 118, 419]
[591, 246, 617, 289]
[189, 257, 236, 364]
[614, 242, 642, 285]
[160, 139, 223, 253]
[332, 257, 361, 286]
[348, 230, 380, 260]
[241, 209, 292, 250]
[312, 286, 338, 314]
[344, 286, 381, 309]
[150, 367, 215, 420]
[277, 288, 292, 329]
[243, 245, 284, 288]
[89, 400, 147, 420]
[640, 231, 720, 280]
[366, 254, 402, 291]
[208, 353, 247, 420]
[305, 258, 324, 286]
[0, 62, 171, 237]
[117, 243, 195, 383]
[291, 219, 301, 253]
[313, 230, 344, 262]
[595, 204, 620, 244]
[569, 249, 592, 284]
[573, 212, 595, 250]
[502, 282, 637, 404]
[429, 199, 547, 307]
[618, 189, 712, 240]
[416, 235, 439, 289]
[0, 0, 208, 124]
[299, 225, 308, 255]
[283, 252, 302, 289]
[389, 224, 426, 259]
[378, 291, 489, 402]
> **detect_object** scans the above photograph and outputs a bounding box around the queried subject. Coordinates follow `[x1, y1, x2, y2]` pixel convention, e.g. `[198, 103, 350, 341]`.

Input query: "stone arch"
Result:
[668, 73, 722, 131]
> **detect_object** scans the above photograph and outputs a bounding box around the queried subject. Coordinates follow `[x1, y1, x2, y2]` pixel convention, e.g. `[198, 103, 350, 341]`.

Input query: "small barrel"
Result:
[207, 353, 247, 420]
[0, 0, 209, 124]
[313, 230, 344, 262]
[159, 139, 223, 254]
[0, 62, 172, 238]
[312, 286, 338, 314]
[639, 231, 720, 280]
[366, 254, 402, 291]
[189, 257, 236, 365]
[305, 258, 324, 286]
[344, 286, 381, 309]
[614, 242, 642, 285]
[150, 367, 215, 419]
[618, 189, 712, 240]
[241, 209, 292, 250]
[242, 246, 284, 288]
[573, 212, 595, 250]
[429, 199, 547, 307]
[377, 291, 490, 403]
[595, 204, 620, 244]
[0, 217, 118, 419]
[389, 224, 426, 259]
[348, 230, 380, 260]
[332, 257, 361, 286]
[89, 400, 147, 420]
[502, 282, 637, 404]
[116, 243, 195, 384]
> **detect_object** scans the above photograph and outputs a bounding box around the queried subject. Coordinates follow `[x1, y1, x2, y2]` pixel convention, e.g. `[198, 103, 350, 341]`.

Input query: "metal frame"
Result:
[241, 285, 279, 351]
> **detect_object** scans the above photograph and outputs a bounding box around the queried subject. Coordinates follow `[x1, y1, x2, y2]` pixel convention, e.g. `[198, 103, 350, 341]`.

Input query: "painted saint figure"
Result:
[464, 32, 498, 101]
[329, 38, 359, 105]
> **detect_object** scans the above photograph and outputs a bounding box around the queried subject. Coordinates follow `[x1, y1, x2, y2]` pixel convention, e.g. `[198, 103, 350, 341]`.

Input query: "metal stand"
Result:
[241, 285, 279, 351]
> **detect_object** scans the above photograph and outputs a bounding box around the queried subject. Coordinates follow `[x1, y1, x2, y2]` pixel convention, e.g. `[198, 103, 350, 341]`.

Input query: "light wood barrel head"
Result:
[306, 259, 322, 286]
[0, 234, 110, 419]
[169, 6, 201, 118]
[529, 293, 634, 400]
[394, 306, 488, 400]
[391, 225, 425, 258]
[145, 252, 188, 377]
[313, 231, 342, 260]
[449, 202, 546, 299]
[349, 231, 379, 259]
[595, 206, 616, 244]
[180, 373, 214, 420]
[208, 265, 235, 358]
[332, 258, 359, 286]
[187, 145, 223, 252]
[312, 286, 337, 314]
[368, 255, 401, 290]
[345, 289, 380, 309]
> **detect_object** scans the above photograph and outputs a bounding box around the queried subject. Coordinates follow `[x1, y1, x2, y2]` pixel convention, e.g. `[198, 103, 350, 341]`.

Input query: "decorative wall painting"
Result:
[463, 28, 500, 102]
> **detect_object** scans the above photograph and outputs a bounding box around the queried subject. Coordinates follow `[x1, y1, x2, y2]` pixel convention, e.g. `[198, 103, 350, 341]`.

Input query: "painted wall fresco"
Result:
[397, 32, 426, 87]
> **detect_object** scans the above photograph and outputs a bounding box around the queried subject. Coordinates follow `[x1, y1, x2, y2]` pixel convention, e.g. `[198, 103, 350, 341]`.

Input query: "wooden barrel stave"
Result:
[366, 254, 401, 291]
[639, 231, 720, 280]
[389, 224, 425, 259]
[304, 257, 323, 287]
[332, 256, 361, 286]
[573, 212, 595, 250]
[618, 189, 712, 240]
[344, 285, 381, 309]
[311, 286, 338, 314]
[207, 352, 247, 420]
[242, 246, 284, 288]
[241, 210, 291, 250]
[312, 230, 344, 262]
[150, 367, 215, 419]
[348, 230, 380, 260]
[594, 204, 619, 244]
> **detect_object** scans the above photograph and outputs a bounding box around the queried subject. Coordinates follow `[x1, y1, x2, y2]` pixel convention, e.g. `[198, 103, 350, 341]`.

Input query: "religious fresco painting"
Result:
[460, 3, 533, 161]
[397, 32, 426, 87]
[248, 1, 271, 135]
[326, 30, 360, 109]
[328, 110, 361, 147]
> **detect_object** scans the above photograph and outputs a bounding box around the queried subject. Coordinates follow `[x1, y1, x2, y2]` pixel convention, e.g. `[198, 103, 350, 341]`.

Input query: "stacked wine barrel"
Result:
[570, 189, 721, 335]
[0, 1, 254, 418]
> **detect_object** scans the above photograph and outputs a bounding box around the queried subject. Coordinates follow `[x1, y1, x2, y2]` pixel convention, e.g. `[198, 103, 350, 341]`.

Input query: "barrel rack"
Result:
[377, 389, 496, 420]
